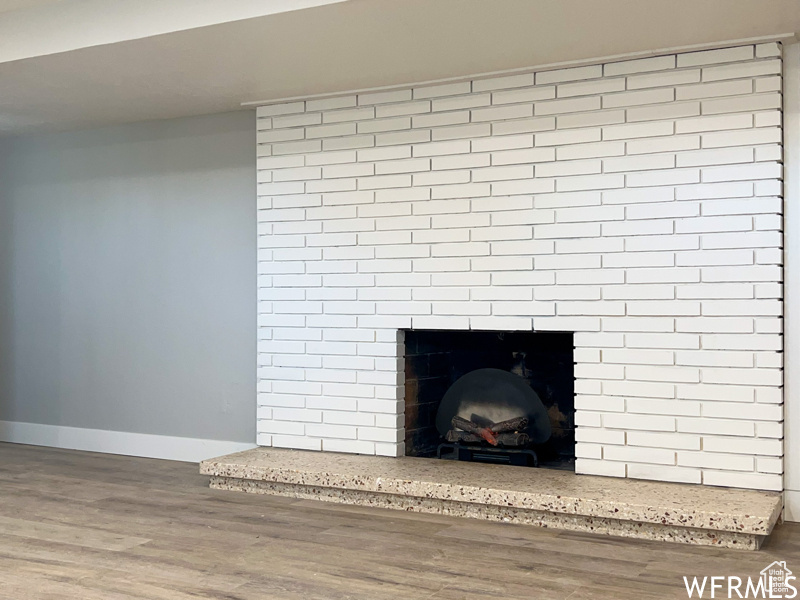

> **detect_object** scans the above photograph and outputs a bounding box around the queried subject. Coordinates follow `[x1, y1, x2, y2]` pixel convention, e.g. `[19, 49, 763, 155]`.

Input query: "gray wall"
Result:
[0, 111, 256, 443]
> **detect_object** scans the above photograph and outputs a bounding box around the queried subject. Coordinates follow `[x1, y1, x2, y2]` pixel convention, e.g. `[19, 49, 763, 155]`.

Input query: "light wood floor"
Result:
[0, 443, 797, 600]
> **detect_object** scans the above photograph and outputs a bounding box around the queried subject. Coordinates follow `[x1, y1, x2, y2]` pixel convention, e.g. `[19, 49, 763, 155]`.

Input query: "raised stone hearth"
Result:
[201, 447, 782, 549]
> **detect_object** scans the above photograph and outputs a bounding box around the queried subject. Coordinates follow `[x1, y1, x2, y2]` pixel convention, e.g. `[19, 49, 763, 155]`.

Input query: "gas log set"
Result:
[446, 415, 530, 446]
[434, 368, 552, 467]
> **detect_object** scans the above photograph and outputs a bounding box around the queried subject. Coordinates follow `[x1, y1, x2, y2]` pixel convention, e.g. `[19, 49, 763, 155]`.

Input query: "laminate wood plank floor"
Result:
[0, 442, 797, 600]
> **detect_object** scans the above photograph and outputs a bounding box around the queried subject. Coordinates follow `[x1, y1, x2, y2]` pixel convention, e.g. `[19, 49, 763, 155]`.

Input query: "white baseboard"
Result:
[0, 420, 256, 463]
[785, 490, 800, 523]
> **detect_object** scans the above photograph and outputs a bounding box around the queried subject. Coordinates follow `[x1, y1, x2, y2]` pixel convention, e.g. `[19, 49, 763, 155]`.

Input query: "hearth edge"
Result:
[200, 447, 782, 548]
[208, 476, 764, 549]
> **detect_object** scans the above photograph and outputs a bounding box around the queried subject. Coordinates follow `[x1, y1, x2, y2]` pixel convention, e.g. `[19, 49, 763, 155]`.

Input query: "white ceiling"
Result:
[1, 0, 799, 136]
[0, 0, 347, 63]
[0, 0, 61, 14]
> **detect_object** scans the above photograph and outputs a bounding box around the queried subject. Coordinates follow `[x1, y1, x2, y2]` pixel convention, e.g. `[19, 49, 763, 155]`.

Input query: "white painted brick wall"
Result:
[255, 43, 784, 492]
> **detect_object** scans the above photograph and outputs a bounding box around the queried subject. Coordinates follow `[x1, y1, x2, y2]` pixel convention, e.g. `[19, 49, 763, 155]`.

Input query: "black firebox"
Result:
[403, 329, 575, 470]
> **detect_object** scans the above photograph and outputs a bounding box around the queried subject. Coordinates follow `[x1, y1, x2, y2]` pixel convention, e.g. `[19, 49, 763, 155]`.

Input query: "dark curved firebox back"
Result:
[435, 368, 552, 444]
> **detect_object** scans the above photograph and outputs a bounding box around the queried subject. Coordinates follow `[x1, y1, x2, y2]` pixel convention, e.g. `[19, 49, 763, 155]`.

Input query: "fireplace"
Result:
[252, 42, 785, 494]
[404, 329, 575, 470]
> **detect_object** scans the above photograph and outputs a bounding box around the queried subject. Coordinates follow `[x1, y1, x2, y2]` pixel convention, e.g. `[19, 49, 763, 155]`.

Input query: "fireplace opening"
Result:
[404, 330, 575, 471]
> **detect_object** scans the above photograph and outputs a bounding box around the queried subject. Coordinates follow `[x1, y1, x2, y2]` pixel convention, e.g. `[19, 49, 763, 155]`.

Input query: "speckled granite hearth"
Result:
[200, 448, 782, 549]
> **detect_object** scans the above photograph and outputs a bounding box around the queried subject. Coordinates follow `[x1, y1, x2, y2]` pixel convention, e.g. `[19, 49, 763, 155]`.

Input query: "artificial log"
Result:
[489, 416, 529, 434]
[451, 415, 480, 433]
[444, 430, 483, 443]
[451, 415, 498, 446]
[495, 432, 530, 446]
[445, 430, 531, 446]
[451, 415, 528, 435]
